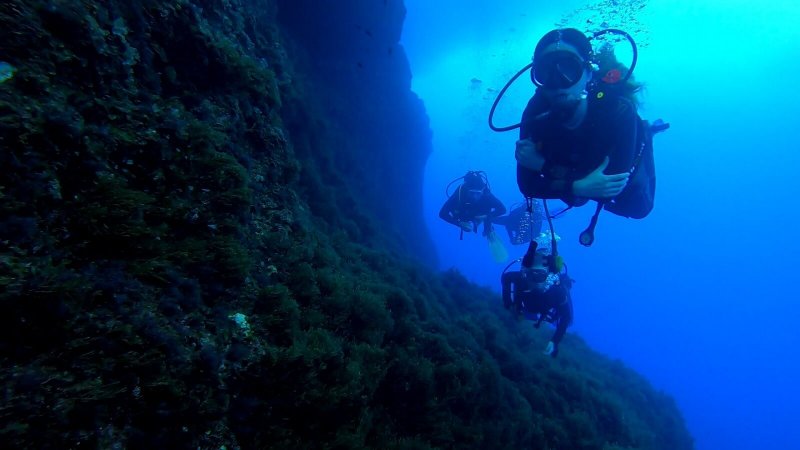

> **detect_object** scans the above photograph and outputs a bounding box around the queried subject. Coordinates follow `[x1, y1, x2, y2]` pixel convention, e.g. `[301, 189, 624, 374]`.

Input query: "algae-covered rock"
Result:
[0, 1, 693, 449]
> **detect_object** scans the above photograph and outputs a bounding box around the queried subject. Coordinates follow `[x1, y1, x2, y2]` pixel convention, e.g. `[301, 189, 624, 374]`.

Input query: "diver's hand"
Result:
[543, 341, 555, 356]
[515, 139, 545, 172]
[572, 157, 629, 198]
[459, 221, 473, 232]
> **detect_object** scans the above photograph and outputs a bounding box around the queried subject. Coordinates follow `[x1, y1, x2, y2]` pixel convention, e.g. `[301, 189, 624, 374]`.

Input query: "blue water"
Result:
[402, 1, 800, 449]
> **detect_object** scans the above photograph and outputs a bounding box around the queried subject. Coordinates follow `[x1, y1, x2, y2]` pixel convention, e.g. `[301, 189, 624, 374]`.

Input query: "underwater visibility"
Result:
[409, 1, 800, 450]
[2, 0, 798, 449]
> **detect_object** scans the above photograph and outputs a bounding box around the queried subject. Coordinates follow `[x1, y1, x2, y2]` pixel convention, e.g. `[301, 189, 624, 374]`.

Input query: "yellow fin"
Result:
[487, 231, 508, 263]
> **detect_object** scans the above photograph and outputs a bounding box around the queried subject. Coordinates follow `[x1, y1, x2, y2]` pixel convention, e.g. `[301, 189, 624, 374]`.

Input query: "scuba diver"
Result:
[439, 171, 506, 236]
[501, 231, 573, 358]
[489, 28, 669, 246]
[439, 171, 508, 261]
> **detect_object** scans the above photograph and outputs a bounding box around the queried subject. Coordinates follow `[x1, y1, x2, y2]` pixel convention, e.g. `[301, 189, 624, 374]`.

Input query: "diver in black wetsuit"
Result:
[439, 171, 506, 238]
[513, 28, 668, 245]
[501, 239, 573, 358]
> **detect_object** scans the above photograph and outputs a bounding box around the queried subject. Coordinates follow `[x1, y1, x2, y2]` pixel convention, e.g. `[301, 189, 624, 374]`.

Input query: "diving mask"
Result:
[464, 188, 484, 202]
[532, 51, 587, 89]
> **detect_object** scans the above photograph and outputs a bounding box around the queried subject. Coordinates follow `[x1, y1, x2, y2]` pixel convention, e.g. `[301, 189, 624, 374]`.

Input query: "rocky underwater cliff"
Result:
[0, 0, 693, 448]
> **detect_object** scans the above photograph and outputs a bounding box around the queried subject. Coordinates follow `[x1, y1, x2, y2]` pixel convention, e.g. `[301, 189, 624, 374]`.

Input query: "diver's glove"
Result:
[459, 221, 473, 232]
[543, 341, 556, 357]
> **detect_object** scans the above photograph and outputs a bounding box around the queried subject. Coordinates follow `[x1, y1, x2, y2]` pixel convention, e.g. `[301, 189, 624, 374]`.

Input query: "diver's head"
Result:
[463, 171, 485, 188]
[462, 171, 486, 201]
[522, 251, 557, 290]
[532, 28, 594, 112]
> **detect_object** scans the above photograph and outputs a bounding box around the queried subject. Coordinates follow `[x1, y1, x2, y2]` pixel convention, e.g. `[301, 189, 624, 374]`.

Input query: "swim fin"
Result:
[487, 230, 508, 263]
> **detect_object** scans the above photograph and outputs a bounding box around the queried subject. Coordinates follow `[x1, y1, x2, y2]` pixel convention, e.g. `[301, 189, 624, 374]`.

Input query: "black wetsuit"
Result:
[501, 270, 573, 357]
[516, 90, 646, 215]
[439, 186, 506, 230]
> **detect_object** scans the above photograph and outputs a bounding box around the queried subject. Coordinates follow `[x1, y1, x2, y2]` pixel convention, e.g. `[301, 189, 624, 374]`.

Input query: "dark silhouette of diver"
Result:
[439, 171, 506, 238]
[439, 171, 512, 261]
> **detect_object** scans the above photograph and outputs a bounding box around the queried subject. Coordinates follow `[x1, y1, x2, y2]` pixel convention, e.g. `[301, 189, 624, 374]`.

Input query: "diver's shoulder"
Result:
[590, 90, 637, 117]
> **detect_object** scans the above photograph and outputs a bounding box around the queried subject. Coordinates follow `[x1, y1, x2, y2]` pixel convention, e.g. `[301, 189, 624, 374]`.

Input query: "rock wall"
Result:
[276, 0, 437, 265]
[0, 1, 693, 448]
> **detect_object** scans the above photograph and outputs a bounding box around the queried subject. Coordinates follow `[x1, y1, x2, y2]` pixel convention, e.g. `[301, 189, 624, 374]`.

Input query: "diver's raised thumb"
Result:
[594, 157, 610, 174]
